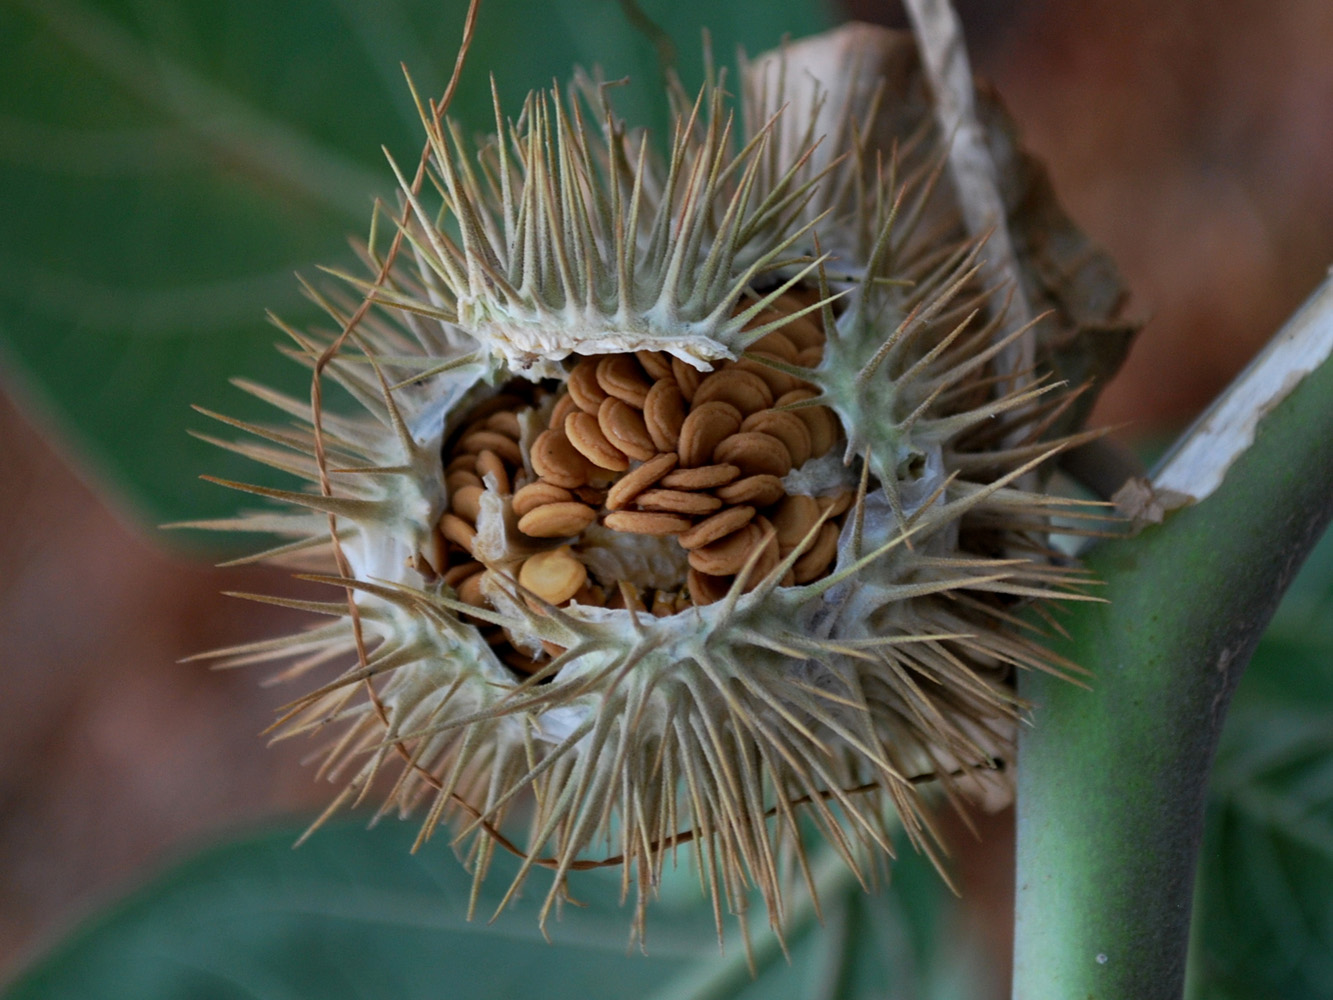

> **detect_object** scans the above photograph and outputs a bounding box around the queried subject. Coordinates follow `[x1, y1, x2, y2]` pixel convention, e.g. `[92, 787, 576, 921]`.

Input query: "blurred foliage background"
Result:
[2, 0, 1331, 996]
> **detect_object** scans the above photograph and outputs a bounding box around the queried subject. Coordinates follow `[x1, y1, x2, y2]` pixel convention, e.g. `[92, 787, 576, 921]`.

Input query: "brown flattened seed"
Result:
[734, 356, 802, 398]
[459, 429, 522, 466]
[485, 411, 522, 438]
[635, 350, 674, 381]
[678, 401, 742, 467]
[596, 355, 652, 408]
[643, 380, 686, 452]
[692, 367, 773, 415]
[671, 357, 702, 402]
[773, 494, 822, 551]
[742, 409, 813, 467]
[597, 397, 656, 462]
[512, 481, 575, 516]
[603, 511, 693, 536]
[678, 505, 755, 550]
[792, 522, 840, 583]
[519, 546, 587, 605]
[606, 452, 678, 510]
[565, 411, 630, 471]
[818, 492, 856, 518]
[531, 428, 590, 489]
[567, 357, 608, 413]
[686, 567, 731, 606]
[446, 469, 483, 492]
[775, 389, 839, 458]
[549, 392, 579, 430]
[688, 523, 763, 576]
[517, 501, 598, 538]
[635, 489, 722, 516]
[475, 449, 511, 495]
[457, 571, 487, 608]
[747, 331, 798, 362]
[442, 560, 482, 588]
[713, 431, 793, 478]
[660, 463, 740, 490]
[451, 484, 484, 523]
[715, 474, 785, 507]
[440, 513, 477, 554]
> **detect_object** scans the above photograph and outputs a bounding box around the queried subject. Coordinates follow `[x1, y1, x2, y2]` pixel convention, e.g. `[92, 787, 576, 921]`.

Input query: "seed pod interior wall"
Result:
[189, 23, 1129, 939]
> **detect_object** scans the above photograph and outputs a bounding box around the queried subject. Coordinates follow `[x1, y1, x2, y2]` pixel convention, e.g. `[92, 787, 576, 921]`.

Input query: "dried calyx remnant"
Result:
[190, 24, 1126, 942]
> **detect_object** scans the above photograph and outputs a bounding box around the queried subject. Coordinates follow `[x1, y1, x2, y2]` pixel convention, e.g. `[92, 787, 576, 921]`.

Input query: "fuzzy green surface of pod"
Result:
[187, 23, 1129, 941]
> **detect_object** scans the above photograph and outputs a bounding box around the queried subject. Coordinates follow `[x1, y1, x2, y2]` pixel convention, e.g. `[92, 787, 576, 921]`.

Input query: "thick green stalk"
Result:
[1012, 278, 1333, 999]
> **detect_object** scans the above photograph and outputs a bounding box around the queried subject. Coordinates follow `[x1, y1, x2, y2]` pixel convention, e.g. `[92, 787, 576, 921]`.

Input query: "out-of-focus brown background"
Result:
[3, 0, 1331, 990]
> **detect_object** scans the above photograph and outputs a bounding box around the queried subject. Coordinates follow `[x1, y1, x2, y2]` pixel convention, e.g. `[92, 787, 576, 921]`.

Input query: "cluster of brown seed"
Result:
[428, 293, 852, 669]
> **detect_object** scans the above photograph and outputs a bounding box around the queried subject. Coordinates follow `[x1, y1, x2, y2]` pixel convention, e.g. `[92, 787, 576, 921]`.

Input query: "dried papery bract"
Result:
[185, 23, 1124, 946]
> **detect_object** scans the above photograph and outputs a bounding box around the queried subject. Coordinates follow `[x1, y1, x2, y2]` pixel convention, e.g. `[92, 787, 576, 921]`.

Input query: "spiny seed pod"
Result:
[188, 24, 1113, 942]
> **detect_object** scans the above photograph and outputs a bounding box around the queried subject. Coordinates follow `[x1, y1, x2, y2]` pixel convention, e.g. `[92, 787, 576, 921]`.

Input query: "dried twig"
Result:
[902, 0, 1035, 384]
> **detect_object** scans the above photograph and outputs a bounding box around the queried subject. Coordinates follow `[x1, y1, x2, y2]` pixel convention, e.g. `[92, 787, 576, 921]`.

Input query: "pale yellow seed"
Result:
[742, 409, 813, 467]
[565, 411, 630, 471]
[678, 400, 742, 467]
[603, 510, 693, 536]
[512, 481, 575, 517]
[517, 501, 598, 538]
[597, 397, 656, 462]
[567, 356, 608, 413]
[692, 367, 773, 415]
[596, 354, 652, 408]
[635, 488, 722, 516]
[713, 431, 793, 478]
[715, 474, 785, 507]
[660, 463, 740, 490]
[643, 380, 686, 452]
[518, 546, 587, 605]
[678, 505, 755, 550]
[606, 452, 678, 510]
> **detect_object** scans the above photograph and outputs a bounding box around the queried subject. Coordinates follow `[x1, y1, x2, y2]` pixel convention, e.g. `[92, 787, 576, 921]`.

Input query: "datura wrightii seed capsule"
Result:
[186, 23, 1123, 942]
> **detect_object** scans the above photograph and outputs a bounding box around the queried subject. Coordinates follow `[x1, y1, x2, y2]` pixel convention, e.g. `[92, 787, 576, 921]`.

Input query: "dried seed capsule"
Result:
[678, 505, 755, 550]
[635, 350, 674, 381]
[567, 356, 609, 413]
[742, 409, 813, 467]
[603, 510, 693, 536]
[635, 488, 722, 516]
[597, 397, 657, 462]
[660, 463, 740, 490]
[715, 474, 785, 507]
[713, 431, 793, 478]
[688, 523, 764, 576]
[775, 389, 839, 458]
[518, 546, 587, 605]
[792, 522, 841, 583]
[671, 356, 703, 402]
[606, 452, 679, 510]
[475, 449, 511, 495]
[531, 428, 590, 489]
[439, 513, 478, 554]
[566, 411, 630, 472]
[596, 354, 653, 408]
[692, 367, 773, 415]
[451, 484, 484, 523]
[459, 429, 522, 466]
[517, 501, 598, 538]
[643, 380, 686, 452]
[512, 481, 576, 516]
[678, 400, 742, 467]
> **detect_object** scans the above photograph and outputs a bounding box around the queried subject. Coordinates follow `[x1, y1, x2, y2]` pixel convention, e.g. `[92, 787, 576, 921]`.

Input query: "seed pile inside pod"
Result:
[433, 290, 854, 674]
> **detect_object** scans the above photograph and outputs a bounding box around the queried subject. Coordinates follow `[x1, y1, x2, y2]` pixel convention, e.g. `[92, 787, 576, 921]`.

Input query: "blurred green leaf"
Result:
[3, 818, 971, 1000]
[1193, 530, 1333, 1000]
[0, 0, 831, 541]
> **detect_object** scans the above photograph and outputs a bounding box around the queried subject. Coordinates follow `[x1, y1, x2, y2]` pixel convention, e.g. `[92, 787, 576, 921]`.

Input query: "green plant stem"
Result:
[1012, 278, 1333, 999]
